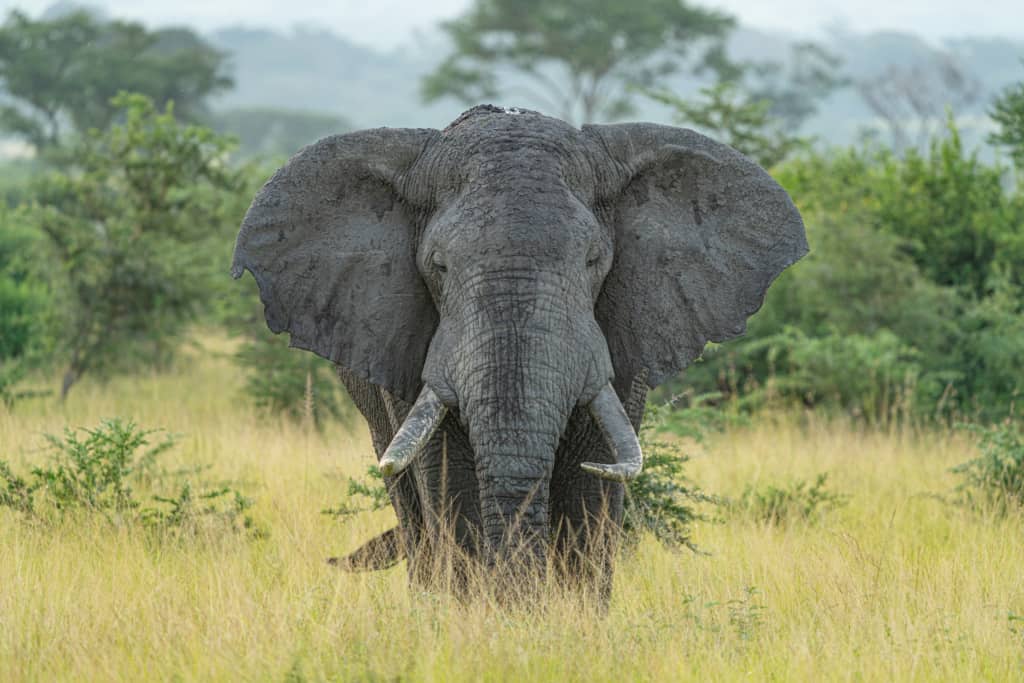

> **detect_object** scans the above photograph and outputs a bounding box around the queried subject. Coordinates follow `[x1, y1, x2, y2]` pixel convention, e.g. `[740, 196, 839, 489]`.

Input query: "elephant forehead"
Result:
[432, 182, 598, 258]
[429, 109, 597, 194]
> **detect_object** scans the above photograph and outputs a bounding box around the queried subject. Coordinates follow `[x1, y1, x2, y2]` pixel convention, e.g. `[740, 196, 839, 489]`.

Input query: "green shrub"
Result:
[23, 93, 245, 398]
[0, 417, 257, 536]
[31, 418, 174, 514]
[952, 419, 1024, 514]
[234, 332, 351, 427]
[623, 403, 719, 551]
[672, 122, 1024, 423]
[753, 327, 925, 423]
[322, 465, 390, 520]
[733, 472, 848, 525]
[0, 210, 54, 405]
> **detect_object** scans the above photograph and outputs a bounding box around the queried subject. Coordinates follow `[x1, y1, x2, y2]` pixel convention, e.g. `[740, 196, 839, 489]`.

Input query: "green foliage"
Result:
[0, 211, 54, 405]
[233, 330, 351, 427]
[647, 82, 808, 168]
[623, 403, 718, 551]
[22, 93, 245, 397]
[322, 465, 390, 519]
[208, 107, 353, 159]
[141, 483, 258, 538]
[674, 121, 1024, 423]
[0, 9, 231, 152]
[753, 327, 924, 423]
[733, 473, 848, 526]
[649, 41, 845, 168]
[988, 63, 1024, 169]
[422, 0, 735, 122]
[0, 460, 34, 514]
[31, 417, 174, 514]
[0, 417, 256, 536]
[872, 123, 1024, 297]
[952, 419, 1024, 514]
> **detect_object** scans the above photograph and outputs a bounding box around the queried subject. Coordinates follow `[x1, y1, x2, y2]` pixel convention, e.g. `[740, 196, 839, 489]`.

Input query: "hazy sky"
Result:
[2, 0, 1022, 49]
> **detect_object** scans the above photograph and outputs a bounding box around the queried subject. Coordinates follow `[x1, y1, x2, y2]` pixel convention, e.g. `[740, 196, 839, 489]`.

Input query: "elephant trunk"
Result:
[455, 306, 584, 576]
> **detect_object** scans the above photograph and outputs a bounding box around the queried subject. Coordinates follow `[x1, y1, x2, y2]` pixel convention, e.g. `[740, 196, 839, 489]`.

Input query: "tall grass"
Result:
[1, 343, 1021, 681]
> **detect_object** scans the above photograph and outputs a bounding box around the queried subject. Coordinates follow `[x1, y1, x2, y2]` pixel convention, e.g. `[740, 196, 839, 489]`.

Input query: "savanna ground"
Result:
[1, 340, 1021, 682]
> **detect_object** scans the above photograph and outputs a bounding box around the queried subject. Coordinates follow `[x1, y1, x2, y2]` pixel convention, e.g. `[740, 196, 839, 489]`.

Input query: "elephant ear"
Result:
[584, 123, 808, 391]
[231, 128, 440, 403]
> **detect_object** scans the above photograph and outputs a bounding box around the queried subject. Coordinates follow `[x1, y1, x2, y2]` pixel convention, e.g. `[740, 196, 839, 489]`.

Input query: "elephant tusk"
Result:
[581, 383, 643, 482]
[378, 386, 447, 477]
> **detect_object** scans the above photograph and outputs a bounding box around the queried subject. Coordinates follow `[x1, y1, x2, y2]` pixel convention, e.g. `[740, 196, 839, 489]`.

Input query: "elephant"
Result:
[232, 104, 807, 598]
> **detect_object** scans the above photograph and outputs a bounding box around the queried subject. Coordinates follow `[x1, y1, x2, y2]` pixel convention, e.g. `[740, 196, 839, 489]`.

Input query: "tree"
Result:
[989, 64, 1024, 169]
[0, 10, 232, 152]
[647, 83, 808, 168]
[742, 42, 848, 130]
[421, 0, 735, 123]
[0, 211, 54, 405]
[856, 53, 980, 154]
[25, 93, 245, 398]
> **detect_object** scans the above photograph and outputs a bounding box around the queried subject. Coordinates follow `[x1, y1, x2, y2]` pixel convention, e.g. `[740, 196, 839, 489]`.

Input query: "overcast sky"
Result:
[2, 0, 1022, 49]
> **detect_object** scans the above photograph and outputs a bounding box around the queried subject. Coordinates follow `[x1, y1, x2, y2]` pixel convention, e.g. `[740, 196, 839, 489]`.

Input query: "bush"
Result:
[732, 472, 848, 526]
[671, 123, 1024, 423]
[0, 211, 54, 405]
[952, 419, 1024, 514]
[234, 332, 351, 427]
[0, 417, 257, 536]
[23, 93, 246, 398]
[623, 403, 719, 551]
[31, 418, 175, 514]
[322, 465, 390, 520]
[752, 327, 925, 423]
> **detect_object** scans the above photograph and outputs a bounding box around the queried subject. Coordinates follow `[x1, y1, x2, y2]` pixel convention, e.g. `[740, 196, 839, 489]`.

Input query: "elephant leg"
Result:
[336, 367, 425, 570]
[405, 417, 483, 591]
[550, 468, 624, 602]
[338, 367, 486, 590]
[550, 371, 648, 601]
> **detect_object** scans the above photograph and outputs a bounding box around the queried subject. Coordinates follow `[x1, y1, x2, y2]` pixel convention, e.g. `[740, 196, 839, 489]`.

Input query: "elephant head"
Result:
[232, 105, 807, 571]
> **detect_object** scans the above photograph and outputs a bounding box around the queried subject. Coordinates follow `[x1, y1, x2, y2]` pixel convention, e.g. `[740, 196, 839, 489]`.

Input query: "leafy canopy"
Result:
[647, 82, 808, 168]
[422, 0, 735, 123]
[25, 93, 245, 397]
[0, 10, 231, 151]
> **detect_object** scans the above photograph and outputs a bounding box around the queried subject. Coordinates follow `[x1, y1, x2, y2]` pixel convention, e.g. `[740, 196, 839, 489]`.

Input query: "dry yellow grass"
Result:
[1, 346, 1021, 681]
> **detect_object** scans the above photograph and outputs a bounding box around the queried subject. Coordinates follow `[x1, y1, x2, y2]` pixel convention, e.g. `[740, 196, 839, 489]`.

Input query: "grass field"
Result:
[1, 345, 1021, 681]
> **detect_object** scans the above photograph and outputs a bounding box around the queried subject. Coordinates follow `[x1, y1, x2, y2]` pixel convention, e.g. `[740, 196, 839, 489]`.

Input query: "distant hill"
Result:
[208, 24, 1024, 149]
[208, 26, 464, 130]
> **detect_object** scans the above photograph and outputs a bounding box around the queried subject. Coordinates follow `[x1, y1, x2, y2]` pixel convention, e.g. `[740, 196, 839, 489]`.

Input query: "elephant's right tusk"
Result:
[378, 386, 447, 477]
[581, 383, 643, 482]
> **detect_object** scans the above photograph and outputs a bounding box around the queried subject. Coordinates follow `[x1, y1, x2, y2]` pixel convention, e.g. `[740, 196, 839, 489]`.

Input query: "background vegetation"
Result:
[1, 1, 1022, 680]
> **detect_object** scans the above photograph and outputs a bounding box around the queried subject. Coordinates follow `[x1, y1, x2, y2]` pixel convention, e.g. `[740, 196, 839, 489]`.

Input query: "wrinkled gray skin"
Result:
[232, 105, 807, 597]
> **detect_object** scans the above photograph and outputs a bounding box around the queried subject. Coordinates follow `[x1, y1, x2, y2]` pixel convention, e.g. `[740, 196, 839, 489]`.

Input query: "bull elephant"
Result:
[232, 105, 807, 597]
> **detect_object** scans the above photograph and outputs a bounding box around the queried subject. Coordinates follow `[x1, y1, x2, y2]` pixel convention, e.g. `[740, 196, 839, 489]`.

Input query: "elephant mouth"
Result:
[377, 382, 642, 482]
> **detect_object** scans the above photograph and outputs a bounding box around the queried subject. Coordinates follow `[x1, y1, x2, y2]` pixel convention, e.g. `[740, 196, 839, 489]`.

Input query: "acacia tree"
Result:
[421, 0, 735, 123]
[0, 10, 231, 153]
[647, 83, 808, 169]
[857, 53, 980, 154]
[26, 94, 245, 398]
[647, 42, 846, 168]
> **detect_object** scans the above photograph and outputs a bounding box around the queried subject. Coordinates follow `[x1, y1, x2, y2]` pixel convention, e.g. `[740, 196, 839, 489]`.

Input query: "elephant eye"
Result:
[586, 251, 602, 268]
[431, 252, 447, 274]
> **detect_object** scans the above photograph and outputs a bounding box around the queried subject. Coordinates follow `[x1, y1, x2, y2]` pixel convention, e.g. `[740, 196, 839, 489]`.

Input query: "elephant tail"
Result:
[328, 527, 404, 571]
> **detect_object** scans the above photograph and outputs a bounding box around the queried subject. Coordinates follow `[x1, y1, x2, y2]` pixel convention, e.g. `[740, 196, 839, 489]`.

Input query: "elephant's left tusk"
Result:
[378, 386, 447, 477]
[581, 383, 643, 482]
